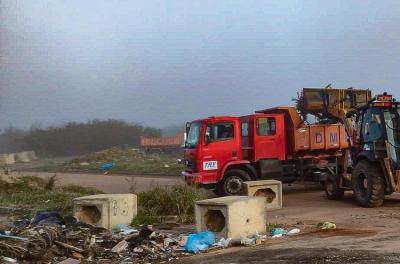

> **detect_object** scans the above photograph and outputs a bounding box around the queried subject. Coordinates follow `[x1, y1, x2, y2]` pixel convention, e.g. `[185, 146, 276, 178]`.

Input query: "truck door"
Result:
[202, 121, 239, 179]
[254, 114, 286, 160]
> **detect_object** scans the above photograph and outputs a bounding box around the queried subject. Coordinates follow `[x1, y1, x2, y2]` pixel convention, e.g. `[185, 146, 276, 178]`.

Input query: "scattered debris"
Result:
[72, 252, 84, 261]
[57, 258, 81, 264]
[54, 241, 85, 253]
[270, 227, 301, 238]
[287, 228, 301, 235]
[178, 235, 188, 247]
[0, 233, 28, 241]
[111, 240, 129, 253]
[113, 224, 138, 235]
[1, 256, 18, 263]
[318, 222, 337, 230]
[31, 211, 65, 226]
[215, 237, 232, 248]
[239, 237, 256, 246]
[271, 227, 287, 237]
[271, 227, 300, 238]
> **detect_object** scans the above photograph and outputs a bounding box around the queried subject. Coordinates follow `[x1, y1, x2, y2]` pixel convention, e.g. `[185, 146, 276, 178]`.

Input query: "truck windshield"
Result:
[185, 121, 201, 149]
[384, 108, 400, 168]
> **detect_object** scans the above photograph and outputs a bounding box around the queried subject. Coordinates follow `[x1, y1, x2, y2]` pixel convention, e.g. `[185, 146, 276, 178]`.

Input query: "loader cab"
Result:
[356, 94, 400, 168]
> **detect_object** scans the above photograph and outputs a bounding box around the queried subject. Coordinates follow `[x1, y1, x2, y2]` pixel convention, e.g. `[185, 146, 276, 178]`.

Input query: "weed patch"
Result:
[132, 185, 208, 225]
[0, 176, 103, 214]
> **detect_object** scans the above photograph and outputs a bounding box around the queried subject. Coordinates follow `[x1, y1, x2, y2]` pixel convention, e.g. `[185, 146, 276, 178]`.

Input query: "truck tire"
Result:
[351, 160, 385, 207]
[324, 174, 345, 200]
[217, 169, 251, 196]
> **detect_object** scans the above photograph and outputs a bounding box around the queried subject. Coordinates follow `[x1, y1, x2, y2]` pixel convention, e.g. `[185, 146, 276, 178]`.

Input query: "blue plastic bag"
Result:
[271, 228, 286, 236]
[31, 211, 65, 226]
[100, 162, 116, 171]
[184, 231, 215, 253]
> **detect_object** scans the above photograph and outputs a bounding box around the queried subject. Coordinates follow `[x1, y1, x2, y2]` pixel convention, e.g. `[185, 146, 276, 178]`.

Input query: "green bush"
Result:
[132, 185, 208, 225]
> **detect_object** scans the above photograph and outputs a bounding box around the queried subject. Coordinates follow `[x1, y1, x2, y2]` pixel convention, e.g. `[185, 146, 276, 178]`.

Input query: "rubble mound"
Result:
[66, 147, 183, 175]
[71, 147, 150, 164]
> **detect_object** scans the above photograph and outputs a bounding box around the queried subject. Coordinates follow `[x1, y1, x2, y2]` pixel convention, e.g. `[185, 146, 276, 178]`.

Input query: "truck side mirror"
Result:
[185, 122, 191, 135]
[205, 134, 211, 145]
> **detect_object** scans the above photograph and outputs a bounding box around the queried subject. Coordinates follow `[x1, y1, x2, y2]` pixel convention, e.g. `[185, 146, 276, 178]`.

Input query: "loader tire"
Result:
[217, 169, 251, 196]
[325, 174, 345, 200]
[352, 160, 385, 207]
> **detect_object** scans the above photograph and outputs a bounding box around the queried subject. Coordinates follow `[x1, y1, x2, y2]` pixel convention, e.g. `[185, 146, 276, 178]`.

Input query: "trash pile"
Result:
[0, 209, 305, 263]
[0, 211, 277, 263]
[0, 211, 188, 263]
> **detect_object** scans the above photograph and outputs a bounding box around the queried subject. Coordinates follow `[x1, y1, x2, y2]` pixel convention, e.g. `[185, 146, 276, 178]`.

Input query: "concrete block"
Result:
[73, 194, 137, 230]
[243, 180, 283, 210]
[0, 154, 15, 165]
[15, 151, 31, 162]
[26, 150, 38, 160]
[195, 196, 266, 239]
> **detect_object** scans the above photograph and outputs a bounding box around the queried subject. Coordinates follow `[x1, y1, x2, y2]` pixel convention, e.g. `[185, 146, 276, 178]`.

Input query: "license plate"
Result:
[203, 161, 218, 170]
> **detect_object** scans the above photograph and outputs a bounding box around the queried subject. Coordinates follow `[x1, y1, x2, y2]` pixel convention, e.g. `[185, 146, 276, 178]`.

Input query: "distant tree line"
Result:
[0, 120, 161, 156]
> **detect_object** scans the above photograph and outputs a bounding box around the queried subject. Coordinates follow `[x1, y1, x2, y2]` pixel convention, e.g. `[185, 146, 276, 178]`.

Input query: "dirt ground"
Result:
[178, 185, 400, 263]
[10, 171, 400, 263]
[10, 171, 183, 193]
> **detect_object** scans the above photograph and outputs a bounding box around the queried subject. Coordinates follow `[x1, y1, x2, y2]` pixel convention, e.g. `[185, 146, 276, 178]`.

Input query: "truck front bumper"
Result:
[181, 170, 218, 185]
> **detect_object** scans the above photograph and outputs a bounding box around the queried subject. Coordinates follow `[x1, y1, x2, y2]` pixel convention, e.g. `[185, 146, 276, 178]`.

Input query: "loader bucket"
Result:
[300, 88, 372, 119]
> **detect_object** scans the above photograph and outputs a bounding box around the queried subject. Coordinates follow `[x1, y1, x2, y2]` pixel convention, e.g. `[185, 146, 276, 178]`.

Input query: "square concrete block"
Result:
[195, 196, 266, 239]
[0, 154, 15, 165]
[243, 180, 282, 210]
[73, 194, 137, 230]
[15, 151, 31, 162]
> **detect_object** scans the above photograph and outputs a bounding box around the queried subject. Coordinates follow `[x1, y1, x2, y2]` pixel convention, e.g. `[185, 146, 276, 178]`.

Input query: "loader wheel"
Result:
[325, 174, 345, 200]
[217, 169, 251, 196]
[352, 160, 385, 207]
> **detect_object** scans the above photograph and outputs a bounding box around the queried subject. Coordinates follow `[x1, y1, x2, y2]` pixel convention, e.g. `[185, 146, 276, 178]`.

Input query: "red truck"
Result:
[182, 106, 348, 196]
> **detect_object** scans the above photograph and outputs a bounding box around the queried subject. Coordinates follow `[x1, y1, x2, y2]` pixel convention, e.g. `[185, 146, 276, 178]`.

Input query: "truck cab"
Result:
[182, 116, 241, 184]
[182, 113, 288, 195]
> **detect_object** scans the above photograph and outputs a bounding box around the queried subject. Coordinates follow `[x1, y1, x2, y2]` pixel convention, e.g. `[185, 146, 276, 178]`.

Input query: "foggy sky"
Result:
[1, 0, 400, 130]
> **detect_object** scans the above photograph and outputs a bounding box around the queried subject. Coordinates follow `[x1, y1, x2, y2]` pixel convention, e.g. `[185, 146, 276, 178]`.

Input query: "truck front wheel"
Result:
[351, 160, 385, 207]
[324, 174, 345, 200]
[217, 169, 251, 196]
